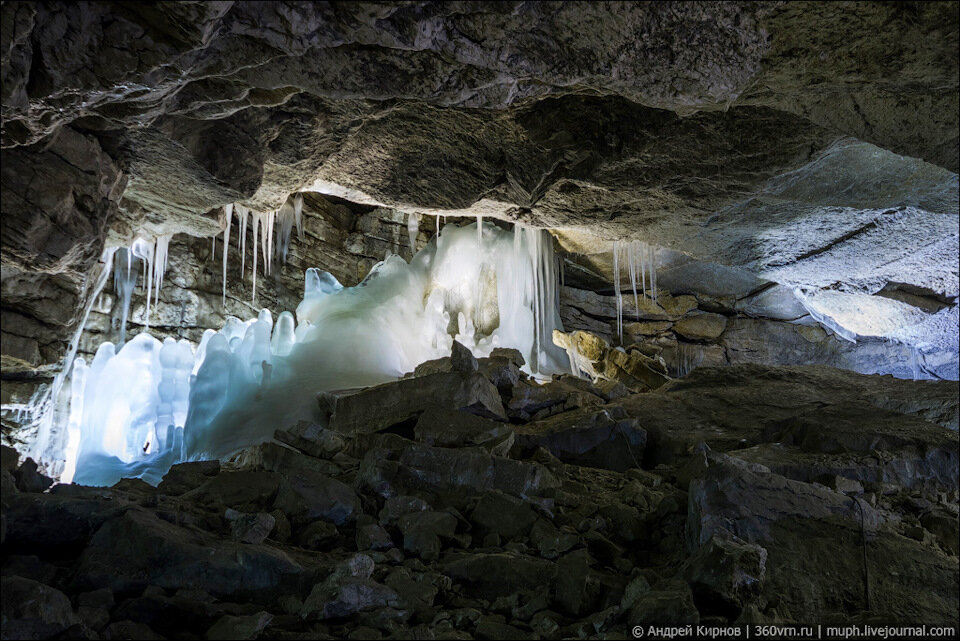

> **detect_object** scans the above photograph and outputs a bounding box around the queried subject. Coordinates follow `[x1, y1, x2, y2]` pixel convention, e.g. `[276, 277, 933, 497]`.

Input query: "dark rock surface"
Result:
[1, 362, 957, 638]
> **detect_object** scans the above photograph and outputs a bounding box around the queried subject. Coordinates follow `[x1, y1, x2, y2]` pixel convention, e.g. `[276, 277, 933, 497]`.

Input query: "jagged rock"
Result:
[157, 460, 221, 495]
[552, 550, 626, 617]
[1, 444, 19, 472]
[506, 377, 605, 421]
[225, 509, 275, 545]
[359, 443, 560, 501]
[328, 371, 506, 434]
[274, 421, 346, 460]
[553, 328, 670, 392]
[681, 529, 767, 614]
[529, 519, 579, 560]
[13, 457, 53, 493]
[626, 580, 700, 627]
[512, 406, 646, 472]
[206, 612, 273, 640]
[3, 493, 125, 549]
[398, 510, 458, 561]
[0, 576, 79, 639]
[72, 509, 306, 601]
[442, 553, 558, 601]
[673, 312, 728, 340]
[301, 557, 398, 621]
[921, 509, 960, 556]
[181, 471, 282, 513]
[295, 520, 339, 550]
[470, 491, 537, 541]
[101, 620, 165, 640]
[355, 519, 394, 552]
[413, 408, 513, 449]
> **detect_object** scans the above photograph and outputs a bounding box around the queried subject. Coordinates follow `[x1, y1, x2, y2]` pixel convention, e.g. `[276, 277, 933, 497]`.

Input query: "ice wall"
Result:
[63, 221, 566, 486]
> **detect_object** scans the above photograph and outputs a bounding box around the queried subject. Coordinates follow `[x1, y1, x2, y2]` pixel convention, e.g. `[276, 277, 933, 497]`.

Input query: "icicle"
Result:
[152, 234, 172, 311]
[222, 204, 233, 307]
[627, 242, 639, 319]
[251, 212, 260, 305]
[236, 204, 249, 277]
[113, 248, 139, 345]
[407, 212, 419, 255]
[477, 215, 483, 250]
[435, 215, 440, 238]
[293, 193, 304, 239]
[277, 200, 296, 266]
[612, 241, 623, 342]
[211, 234, 216, 260]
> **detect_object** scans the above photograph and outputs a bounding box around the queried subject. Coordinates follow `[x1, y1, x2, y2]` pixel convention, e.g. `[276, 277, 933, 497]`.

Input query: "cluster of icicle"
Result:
[611, 240, 658, 341]
[55, 220, 566, 487]
[219, 194, 304, 307]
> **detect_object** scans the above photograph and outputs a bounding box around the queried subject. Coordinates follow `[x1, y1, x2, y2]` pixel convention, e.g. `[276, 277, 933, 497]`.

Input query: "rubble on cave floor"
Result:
[1, 356, 957, 639]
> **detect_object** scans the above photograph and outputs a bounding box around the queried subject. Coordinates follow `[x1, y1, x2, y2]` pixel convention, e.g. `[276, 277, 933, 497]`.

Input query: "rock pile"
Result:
[2, 348, 958, 639]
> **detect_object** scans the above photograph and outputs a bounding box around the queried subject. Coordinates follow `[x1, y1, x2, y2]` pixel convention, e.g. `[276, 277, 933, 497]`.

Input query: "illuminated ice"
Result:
[62, 221, 567, 486]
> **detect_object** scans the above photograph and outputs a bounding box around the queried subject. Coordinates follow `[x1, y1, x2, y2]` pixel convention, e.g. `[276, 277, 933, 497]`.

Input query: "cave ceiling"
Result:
[1, 1, 958, 331]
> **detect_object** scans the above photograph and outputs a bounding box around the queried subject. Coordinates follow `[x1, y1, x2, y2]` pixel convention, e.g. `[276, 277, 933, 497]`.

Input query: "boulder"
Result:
[413, 408, 513, 449]
[225, 510, 276, 545]
[626, 580, 700, 626]
[362, 443, 560, 500]
[72, 509, 307, 602]
[158, 460, 220, 495]
[180, 471, 282, 512]
[442, 553, 557, 601]
[470, 491, 537, 541]
[398, 510, 458, 561]
[301, 557, 398, 621]
[0, 576, 79, 639]
[273, 421, 346, 460]
[512, 405, 646, 472]
[681, 529, 767, 614]
[328, 370, 506, 434]
[13, 457, 53, 493]
[552, 550, 626, 617]
[205, 612, 273, 640]
[673, 312, 728, 340]
[295, 520, 339, 550]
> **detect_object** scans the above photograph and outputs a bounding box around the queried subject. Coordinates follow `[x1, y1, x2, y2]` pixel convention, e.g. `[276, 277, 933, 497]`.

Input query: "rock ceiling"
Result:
[1, 1, 958, 372]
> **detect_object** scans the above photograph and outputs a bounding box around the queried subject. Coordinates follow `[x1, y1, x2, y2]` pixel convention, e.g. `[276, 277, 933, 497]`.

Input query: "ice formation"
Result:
[59, 221, 567, 486]
[611, 240, 658, 341]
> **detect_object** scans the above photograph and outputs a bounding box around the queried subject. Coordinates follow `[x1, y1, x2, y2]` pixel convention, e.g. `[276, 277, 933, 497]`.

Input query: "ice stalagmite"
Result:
[408, 212, 419, 255]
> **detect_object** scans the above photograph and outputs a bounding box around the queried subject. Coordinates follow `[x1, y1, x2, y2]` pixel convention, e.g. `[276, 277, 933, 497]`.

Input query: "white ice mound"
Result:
[66, 221, 566, 486]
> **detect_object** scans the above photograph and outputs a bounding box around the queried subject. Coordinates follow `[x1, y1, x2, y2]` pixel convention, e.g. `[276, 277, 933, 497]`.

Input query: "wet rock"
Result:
[225, 510, 276, 545]
[274, 421, 346, 460]
[673, 312, 728, 340]
[206, 611, 273, 640]
[0, 576, 79, 639]
[328, 371, 506, 434]
[512, 405, 646, 472]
